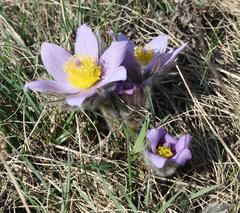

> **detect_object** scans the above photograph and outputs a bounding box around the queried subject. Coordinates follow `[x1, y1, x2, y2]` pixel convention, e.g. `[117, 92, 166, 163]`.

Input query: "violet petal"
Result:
[117, 33, 135, 52]
[115, 33, 142, 84]
[66, 90, 95, 107]
[164, 133, 178, 147]
[162, 43, 187, 68]
[146, 35, 169, 53]
[171, 148, 192, 166]
[97, 66, 127, 88]
[148, 152, 167, 168]
[41, 42, 71, 82]
[176, 134, 192, 153]
[144, 43, 187, 75]
[146, 128, 166, 153]
[75, 25, 98, 61]
[100, 41, 127, 74]
[24, 80, 79, 94]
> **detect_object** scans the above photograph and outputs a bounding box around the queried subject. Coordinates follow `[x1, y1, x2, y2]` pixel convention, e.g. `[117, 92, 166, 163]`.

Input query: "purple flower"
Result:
[113, 33, 187, 94]
[146, 127, 192, 169]
[25, 25, 128, 107]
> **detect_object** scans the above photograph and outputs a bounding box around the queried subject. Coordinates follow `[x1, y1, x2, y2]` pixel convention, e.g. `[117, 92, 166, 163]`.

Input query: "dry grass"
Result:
[0, 0, 239, 212]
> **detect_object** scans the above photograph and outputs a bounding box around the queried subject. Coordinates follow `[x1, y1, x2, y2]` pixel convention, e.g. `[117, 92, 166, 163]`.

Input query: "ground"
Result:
[0, 0, 239, 212]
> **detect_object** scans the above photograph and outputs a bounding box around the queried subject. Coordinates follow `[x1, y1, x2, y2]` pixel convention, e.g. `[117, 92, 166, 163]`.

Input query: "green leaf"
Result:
[98, 174, 125, 211]
[133, 114, 150, 154]
[157, 191, 181, 213]
[61, 148, 72, 213]
[189, 185, 219, 200]
[76, 187, 97, 212]
[119, 185, 138, 211]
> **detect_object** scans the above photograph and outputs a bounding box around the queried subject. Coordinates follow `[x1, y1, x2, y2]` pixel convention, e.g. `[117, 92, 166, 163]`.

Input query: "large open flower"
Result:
[146, 127, 192, 169]
[25, 25, 127, 107]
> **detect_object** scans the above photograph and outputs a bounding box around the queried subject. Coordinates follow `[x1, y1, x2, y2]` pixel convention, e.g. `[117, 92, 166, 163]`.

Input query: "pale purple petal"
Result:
[100, 41, 128, 74]
[144, 43, 187, 75]
[171, 148, 192, 165]
[111, 32, 134, 52]
[117, 33, 135, 52]
[104, 66, 127, 82]
[113, 33, 142, 84]
[41, 42, 71, 82]
[164, 133, 178, 147]
[176, 134, 192, 153]
[24, 80, 79, 94]
[116, 33, 142, 82]
[148, 152, 167, 168]
[66, 90, 95, 107]
[144, 54, 165, 75]
[96, 66, 127, 88]
[117, 33, 130, 41]
[145, 35, 169, 53]
[162, 43, 187, 68]
[146, 128, 166, 152]
[75, 25, 98, 61]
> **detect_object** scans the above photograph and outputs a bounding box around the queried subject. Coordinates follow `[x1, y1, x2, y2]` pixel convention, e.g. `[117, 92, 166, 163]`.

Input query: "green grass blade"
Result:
[76, 187, 97, 211]
[133, 114, 150, 154]
[144, 174, 151, 208]
[98, 173, 125, 211]
[61, 147, 72, 213]
[157, 191, 181, 213]
[119, 184, 138, 211]
[60, 0, 73, 33]
[189, 185, 219, 200]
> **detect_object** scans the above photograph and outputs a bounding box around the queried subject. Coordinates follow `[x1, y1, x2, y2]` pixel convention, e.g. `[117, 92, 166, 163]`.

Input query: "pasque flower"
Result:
[25, 25, 128, 107]
[113, 33, 187, 95]
[112, 34, 187, 132]
[145, 127, 192, 170]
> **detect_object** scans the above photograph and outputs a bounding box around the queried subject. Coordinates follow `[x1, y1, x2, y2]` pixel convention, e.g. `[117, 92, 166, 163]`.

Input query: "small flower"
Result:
[144, 127, 192, 176]
[25, 25, 128, 107]
[113, 33, 187, 95]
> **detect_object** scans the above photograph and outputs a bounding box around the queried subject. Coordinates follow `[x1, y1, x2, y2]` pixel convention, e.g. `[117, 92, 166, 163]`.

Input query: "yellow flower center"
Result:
[64, 55, 102, 89]
[134, 46, 154, 65]
[156, 146, 174, 158]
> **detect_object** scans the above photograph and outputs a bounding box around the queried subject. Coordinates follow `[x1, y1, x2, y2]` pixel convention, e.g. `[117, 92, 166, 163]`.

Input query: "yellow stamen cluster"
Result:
[156, 146, 174, 158]
[134, 46, 154, 65]
[64, 55, 101, 89]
